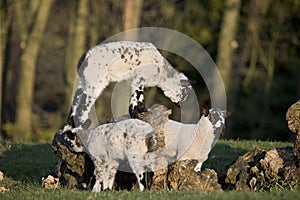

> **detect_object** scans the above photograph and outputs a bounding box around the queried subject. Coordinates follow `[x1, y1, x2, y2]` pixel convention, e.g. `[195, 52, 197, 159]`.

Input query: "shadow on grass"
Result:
[203, 142, 248, 174]
[0, 143, 56, 183]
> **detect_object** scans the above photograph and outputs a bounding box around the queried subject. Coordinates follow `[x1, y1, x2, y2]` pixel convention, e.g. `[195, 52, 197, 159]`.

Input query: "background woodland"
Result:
[0, 0, 299, 141]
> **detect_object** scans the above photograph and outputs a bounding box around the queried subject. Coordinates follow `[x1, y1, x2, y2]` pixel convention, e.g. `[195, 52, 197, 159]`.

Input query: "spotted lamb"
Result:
[66, 41, 193, 130]
[160, 108, 226, 172]
[64, 119, 157, 192]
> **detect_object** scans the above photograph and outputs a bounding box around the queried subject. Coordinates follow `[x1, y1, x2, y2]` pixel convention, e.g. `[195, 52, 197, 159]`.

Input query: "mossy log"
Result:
[286, 99, 300, 159]
[167, 160, 222, 191]
[225, 147, 298, 191]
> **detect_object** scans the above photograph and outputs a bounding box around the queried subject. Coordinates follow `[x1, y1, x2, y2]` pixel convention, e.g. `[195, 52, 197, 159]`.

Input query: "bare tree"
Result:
[0, 1, 6, 138]
[123, 0, 144, 31]
[216, 0, 241, 95]
[64, 0, 88, 116]
[14, 0, 53, 140]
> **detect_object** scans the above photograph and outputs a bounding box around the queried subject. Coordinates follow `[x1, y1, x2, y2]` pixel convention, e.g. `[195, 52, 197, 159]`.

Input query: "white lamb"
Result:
[64, 119, 157, 192]
[67, 41, 193, 129]
[159, 108, 226, 172]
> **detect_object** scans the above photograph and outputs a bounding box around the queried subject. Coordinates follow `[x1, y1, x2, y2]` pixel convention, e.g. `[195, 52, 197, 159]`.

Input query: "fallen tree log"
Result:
[223, 100, 300, 191]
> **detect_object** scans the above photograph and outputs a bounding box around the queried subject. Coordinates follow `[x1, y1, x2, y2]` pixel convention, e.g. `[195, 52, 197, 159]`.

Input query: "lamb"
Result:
[66, 41, 193, 129]
[64, 118, 157, 192]
[159, 108, 226, 172]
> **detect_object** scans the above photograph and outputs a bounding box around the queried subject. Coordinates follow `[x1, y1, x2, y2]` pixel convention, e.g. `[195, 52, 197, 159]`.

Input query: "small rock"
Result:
[259, 149, 283, 175]
[42, 175, 60, 189]
[167, 159, 222, 191]
[0, 186, 9, 193]
[0, 171, 4, 181]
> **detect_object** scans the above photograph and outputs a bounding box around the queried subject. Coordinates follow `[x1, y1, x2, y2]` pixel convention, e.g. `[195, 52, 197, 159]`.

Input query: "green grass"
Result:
[0, 139, 299, 200]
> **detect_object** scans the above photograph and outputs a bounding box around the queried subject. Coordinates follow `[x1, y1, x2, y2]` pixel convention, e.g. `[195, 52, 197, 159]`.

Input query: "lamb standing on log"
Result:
[159, 108, 226, 172]
[67, 41, 193, 129]
[64, 119, 158, 192]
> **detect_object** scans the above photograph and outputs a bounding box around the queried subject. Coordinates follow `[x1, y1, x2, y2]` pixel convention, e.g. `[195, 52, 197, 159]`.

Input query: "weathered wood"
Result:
[168, 160, 222, 191]
[225, 147, 298, 191]
[286, 99, 300, 159]
[52, 130, 95, 189]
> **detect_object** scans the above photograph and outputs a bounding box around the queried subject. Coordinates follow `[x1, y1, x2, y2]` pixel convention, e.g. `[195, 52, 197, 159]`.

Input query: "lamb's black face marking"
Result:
[63, 130, 76, 150]
[200, 105, 209, 117]
[63, 130, 84, 152]
[135, 89, 144, 101]
[129, 101, 147, 118]
[65, 130, 75, 140]
[129, 85, 147, 118]
[208, 108, 226, 136]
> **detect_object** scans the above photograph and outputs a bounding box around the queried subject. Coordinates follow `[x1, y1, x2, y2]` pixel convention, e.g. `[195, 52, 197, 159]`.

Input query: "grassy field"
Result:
[0, 139, 299, 199]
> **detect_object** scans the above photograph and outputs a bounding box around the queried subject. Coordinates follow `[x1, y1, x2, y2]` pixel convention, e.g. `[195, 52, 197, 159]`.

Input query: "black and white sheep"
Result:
[64, 119, 157, 192]
[67, 41, 192, 129]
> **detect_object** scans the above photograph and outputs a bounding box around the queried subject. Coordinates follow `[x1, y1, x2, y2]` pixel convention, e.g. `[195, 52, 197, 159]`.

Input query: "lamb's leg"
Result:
[93, 179, 102, 192]
[194, 162, 203, 172]
[92, 160, 105, 192]
[106, 161, 118, 190]
[74, 83, 107, 129]
[129, 84, 147, 118]
[127, 156, 148, 191]
[101, 160, 118, 191]
[136, 172, 145, 191]
[64, 79, 85, 128]
[69, 80, 84, 115]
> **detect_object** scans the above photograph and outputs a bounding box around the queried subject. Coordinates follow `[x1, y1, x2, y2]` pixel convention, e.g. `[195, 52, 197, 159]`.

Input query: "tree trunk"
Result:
[214, 0, 241, 138]
[0, 11, 3, 139]
[216, 0, 241, 95]
[1, 0, 14, 139]
[123, 0, 144, 39]
[0, 0, 5, 138]
[64, 0, 88, 118]
[15, 0, 53, 140]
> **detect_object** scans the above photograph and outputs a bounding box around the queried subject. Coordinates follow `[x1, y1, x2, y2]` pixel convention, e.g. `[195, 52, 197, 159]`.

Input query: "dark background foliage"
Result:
[0, 0, 299, 141]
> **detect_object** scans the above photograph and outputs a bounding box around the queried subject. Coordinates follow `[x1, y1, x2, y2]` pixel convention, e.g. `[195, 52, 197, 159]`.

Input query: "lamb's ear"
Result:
[82, 119, 91, 129]
[200, 105, 209, 116]
[180, 79, 196, 87]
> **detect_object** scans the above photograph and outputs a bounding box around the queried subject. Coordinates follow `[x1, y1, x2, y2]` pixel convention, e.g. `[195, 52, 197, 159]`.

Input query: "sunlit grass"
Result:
[0, 139, 297, 200]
